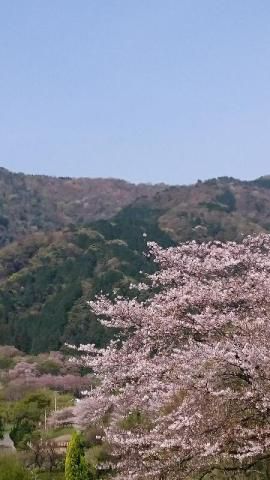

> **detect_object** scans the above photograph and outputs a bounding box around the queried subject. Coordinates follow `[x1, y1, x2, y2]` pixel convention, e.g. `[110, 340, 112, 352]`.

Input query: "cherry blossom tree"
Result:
[74, 234, 270, 480]
[48, 406, 75, 428]
[8, 361, 39, 380]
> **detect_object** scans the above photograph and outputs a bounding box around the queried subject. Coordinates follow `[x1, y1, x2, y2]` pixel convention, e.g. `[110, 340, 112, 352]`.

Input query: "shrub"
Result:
[0, 454, 31, 480]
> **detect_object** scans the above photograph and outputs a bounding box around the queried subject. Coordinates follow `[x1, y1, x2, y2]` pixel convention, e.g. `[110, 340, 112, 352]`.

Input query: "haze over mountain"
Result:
[1, 167, 270, 354]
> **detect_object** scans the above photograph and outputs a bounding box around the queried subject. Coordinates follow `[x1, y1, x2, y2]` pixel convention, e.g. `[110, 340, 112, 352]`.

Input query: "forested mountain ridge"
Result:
[1, 168, 270, 246]
[132, 175, 270, 243]
[2, 168, 270, 353]
[0, 216, 173, 353]
[0, 167, 165, 246]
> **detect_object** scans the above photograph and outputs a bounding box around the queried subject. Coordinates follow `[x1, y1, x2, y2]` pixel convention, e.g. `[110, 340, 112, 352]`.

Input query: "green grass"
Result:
[43, 426, 74, 440]
[36, 472, 64, 480]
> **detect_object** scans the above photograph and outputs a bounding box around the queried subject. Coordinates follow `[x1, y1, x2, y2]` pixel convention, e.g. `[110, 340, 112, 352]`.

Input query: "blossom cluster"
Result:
[75, 234, 270, 479]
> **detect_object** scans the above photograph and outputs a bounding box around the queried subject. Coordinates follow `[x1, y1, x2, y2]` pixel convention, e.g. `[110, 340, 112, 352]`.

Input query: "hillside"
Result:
[0, 167, 165, 246]
[129, 176, 270, 243]
[2, 169, 270, 353]
[0, 219, 173, 353]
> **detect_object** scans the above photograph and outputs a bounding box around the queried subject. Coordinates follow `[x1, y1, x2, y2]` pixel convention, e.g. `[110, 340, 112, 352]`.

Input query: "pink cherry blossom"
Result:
[75, 234, 270, 479]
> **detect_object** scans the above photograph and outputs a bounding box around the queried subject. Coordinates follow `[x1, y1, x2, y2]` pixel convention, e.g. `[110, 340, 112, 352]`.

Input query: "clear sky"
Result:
[0, 1, 270, 184]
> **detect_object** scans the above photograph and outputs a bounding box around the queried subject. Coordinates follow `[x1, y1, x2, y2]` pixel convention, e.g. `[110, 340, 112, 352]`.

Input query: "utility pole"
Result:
[44, 409, 47, 431]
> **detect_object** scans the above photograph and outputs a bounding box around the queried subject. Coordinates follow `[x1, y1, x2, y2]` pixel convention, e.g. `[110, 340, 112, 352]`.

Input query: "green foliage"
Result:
[119, 409, 153, 432]
[37, 473, 65, 480]
[1, 172, 270, 355]
[37, 360, 61, 375]
[254, 176, 270, 189]
[86, 443, 111, 479]
[215, 189, 236, 212]
[9, 418, 34, 448]
[0, 356, 15, 370]
[0, 416, 4, 439]
[0, 454, 31, 480]
[0, 215, 9, 228]
[199, 190, 236, 213]
[65, 432, 88, 480]
[200, 201, 229, 212]
[0, 223, 159, 353]
[0, 167, 161, 248]
[10, 391, 52, 447]
[44, 427, 74, 440]
[93, 204, 174, 252]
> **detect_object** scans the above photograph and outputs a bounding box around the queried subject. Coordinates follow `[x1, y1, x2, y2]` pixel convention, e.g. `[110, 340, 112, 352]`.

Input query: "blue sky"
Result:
[0, 1, 270, 184]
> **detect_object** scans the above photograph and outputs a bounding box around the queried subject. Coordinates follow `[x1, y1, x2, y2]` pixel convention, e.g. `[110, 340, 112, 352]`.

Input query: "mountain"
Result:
[0, 216, 173, 353]
[0, 167, 165, 247]
[131, 176, 270, 243]
[2, 168, 270, 353]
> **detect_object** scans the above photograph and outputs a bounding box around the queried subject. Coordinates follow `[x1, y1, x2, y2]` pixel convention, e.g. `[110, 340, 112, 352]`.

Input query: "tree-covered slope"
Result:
[0, 215, 173, 353]
[132, 176, 270, 243]
[2, 171, 270, 353]
[0, 167, 165, 247]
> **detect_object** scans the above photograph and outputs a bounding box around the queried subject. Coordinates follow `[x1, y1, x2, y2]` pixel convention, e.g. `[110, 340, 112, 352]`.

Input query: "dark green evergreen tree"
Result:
[0, 416, 4, 439]
[65, 431, 88, 480]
